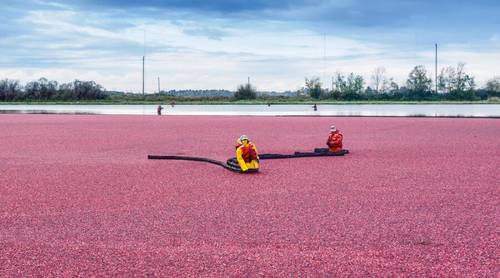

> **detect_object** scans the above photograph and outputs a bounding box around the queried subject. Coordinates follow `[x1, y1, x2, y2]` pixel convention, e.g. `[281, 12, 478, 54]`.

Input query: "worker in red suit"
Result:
[326, 125, 343, 152]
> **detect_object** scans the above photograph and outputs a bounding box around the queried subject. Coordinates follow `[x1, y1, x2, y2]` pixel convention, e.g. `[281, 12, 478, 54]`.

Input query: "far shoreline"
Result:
[1, 100, 500, 105]
[1, 111, 498, 119]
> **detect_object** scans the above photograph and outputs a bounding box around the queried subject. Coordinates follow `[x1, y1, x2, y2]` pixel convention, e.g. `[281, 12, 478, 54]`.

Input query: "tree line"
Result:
[301, 63, 500, 101]
[2, 63, 500, 102]
[0, 78, 108, 101]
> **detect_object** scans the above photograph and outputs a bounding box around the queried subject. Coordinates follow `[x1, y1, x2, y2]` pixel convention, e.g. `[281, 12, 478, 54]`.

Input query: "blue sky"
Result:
[0, 0, 499, 92]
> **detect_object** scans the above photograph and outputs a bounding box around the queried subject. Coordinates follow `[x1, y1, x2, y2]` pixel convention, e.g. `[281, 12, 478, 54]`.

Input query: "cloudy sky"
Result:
[0, 0, 499, 92]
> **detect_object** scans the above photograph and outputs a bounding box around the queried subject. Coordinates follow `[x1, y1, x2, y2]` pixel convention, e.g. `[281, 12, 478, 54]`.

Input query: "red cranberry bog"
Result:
[1, 114, 498, 276]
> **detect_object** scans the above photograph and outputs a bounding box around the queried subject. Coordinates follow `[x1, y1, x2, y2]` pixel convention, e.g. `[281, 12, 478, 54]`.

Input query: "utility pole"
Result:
[435, 43, 438, 93]
[247, 76, 250, 86]
[142, 56, 145, 97]
[157, 76, 160, 96]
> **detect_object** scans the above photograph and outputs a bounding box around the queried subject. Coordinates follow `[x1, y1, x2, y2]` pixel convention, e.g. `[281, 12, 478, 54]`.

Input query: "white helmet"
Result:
[330, 125, 337, 132]
[239, 135, 249, 142]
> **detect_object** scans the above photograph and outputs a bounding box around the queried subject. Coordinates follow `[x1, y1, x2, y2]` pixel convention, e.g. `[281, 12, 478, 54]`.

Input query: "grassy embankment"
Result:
[1, 95, 499, 105]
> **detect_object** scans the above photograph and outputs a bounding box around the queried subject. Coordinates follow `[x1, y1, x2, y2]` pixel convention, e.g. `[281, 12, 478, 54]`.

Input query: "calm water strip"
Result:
[0, 104, 499, 117]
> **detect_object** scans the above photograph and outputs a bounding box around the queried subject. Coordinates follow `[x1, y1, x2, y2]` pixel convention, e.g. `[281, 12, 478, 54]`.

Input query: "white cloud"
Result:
[417, 45, 500, 86]
[1, 5, 498, 91]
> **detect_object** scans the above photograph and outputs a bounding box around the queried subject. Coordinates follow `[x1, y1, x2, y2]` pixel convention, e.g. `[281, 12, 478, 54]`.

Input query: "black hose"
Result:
[148, 149, 348, 173]
[147, 155, 240, 172]
[258, 149, 348, 159]
[225, 158, 259, 173]
[293, 149, 349, 157]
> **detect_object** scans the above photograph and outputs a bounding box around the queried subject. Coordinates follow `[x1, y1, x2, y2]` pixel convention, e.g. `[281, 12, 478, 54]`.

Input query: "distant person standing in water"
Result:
[157, 105, 164, 115]
[313, 104, 317, 111]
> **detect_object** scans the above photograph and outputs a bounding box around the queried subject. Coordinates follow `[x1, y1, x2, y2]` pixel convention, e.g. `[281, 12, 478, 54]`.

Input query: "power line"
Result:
[323, 33, 326, 88]
[142, 30, 146, 97]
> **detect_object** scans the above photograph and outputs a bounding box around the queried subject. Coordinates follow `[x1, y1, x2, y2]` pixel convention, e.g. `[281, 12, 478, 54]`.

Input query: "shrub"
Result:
[305, 77, 322, 99]
[234, 83, 257, 100]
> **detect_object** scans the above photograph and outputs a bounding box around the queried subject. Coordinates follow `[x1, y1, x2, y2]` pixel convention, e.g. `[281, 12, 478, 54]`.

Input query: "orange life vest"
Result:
[240, 143, 257, 162]
[327, 131, 343, 149]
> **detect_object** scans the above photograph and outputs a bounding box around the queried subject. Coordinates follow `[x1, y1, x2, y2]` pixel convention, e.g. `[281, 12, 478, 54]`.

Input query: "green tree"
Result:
[331, 73, 345, 100]
[305, 77, 322, 99]
[58, 80, 107, 100]
[345, 73, 364, 100]
[371, 67, 389, 93]
[406, 65, 432, 100]
[25, 78, 58, 100]
[438, 63, 475, 100]
[485, 76, 500, 97]
[0, 79, 21, 101]
[332, 73, 364, 100]
[234, 83, 257, 100]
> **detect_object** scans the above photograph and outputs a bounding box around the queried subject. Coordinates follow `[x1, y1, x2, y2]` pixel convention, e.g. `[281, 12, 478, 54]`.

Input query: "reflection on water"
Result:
[0, 104, 499, 117]
[0, 109, 98, 115]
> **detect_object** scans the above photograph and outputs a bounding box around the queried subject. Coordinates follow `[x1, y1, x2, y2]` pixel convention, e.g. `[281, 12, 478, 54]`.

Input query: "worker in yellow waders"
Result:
[235, 135, 259, 172]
